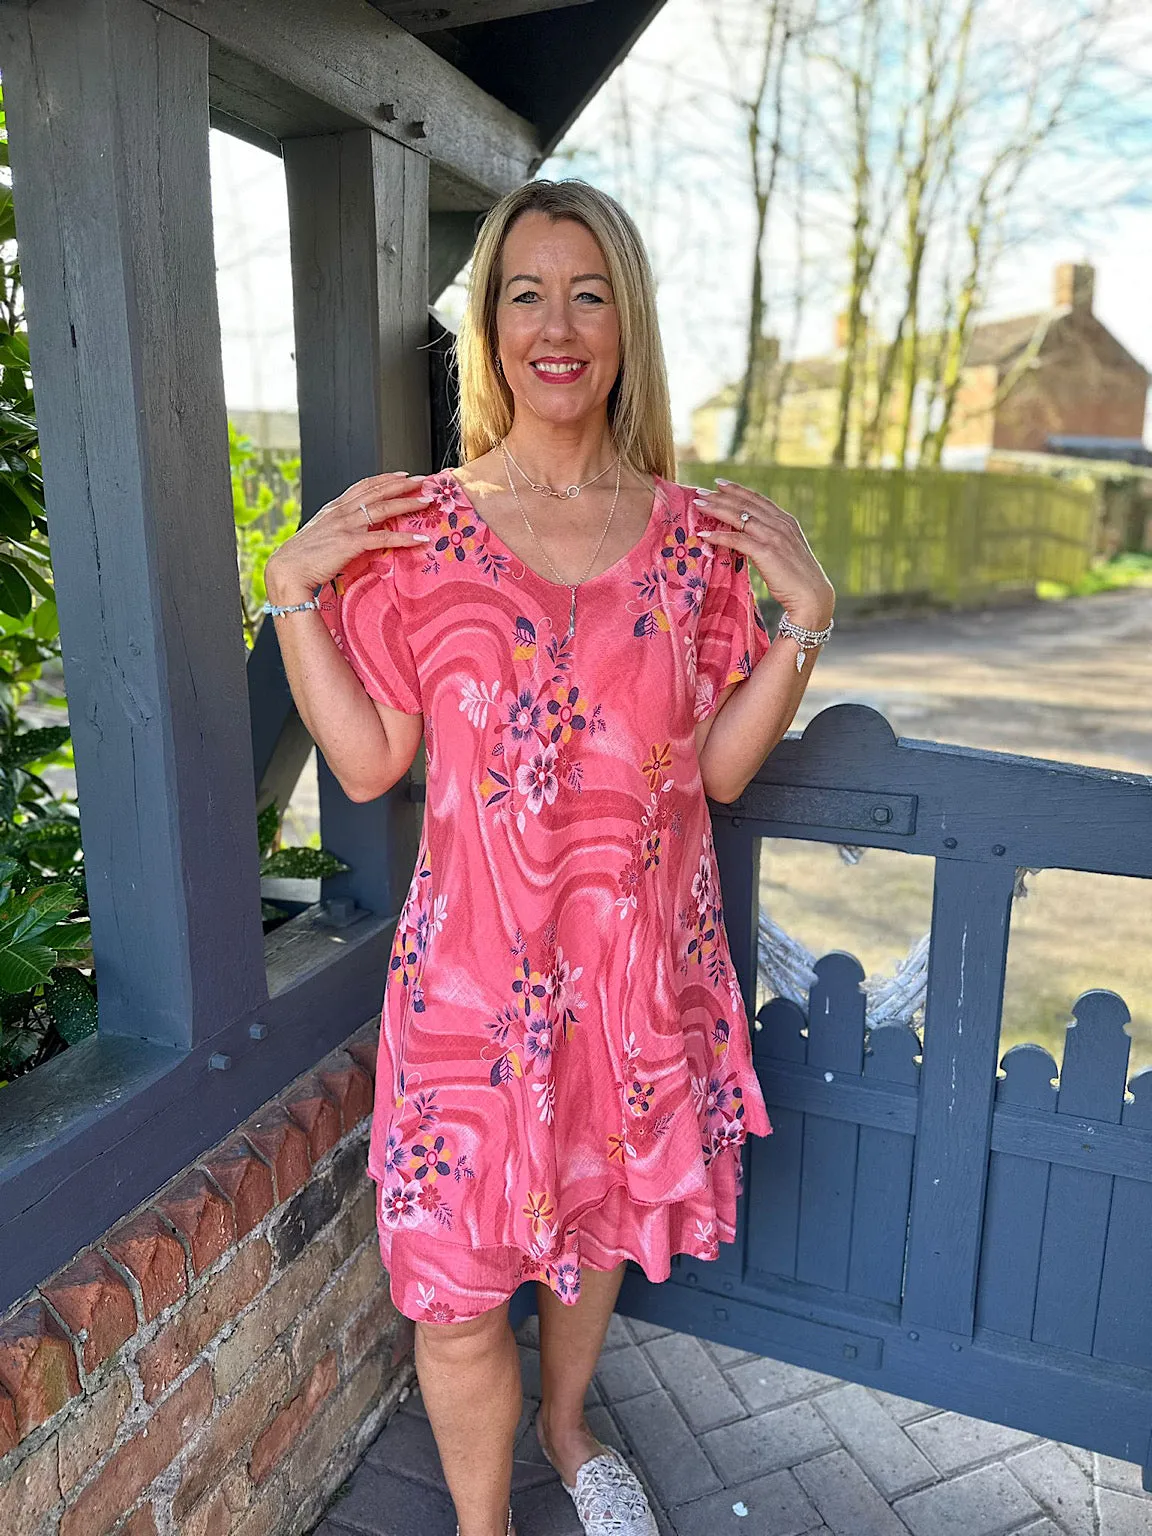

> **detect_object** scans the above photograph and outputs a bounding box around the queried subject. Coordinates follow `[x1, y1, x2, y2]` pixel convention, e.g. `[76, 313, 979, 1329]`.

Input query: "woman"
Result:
[264, 179, 834, 1536]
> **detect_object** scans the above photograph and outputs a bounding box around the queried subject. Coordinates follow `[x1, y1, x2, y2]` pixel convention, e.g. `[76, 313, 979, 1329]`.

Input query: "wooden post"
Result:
[284, 129, 428, 917]
[0, 0, 267, 1044]
[902, 858, 1016, 1335]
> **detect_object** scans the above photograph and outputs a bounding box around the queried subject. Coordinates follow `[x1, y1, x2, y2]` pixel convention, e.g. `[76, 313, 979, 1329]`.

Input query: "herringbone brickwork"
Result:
[313, 1314, 1152, 1536]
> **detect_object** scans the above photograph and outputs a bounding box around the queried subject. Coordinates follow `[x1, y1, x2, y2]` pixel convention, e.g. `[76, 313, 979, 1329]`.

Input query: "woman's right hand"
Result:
[265, 471, 435, 601]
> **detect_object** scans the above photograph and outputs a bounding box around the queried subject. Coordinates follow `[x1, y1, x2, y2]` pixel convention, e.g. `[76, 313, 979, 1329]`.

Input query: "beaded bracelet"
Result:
[777, 611, 834, 673]
[262, 596, 321, 617]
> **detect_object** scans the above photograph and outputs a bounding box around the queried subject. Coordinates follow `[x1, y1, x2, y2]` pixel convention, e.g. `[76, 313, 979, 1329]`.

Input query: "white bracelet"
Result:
[777, 611, 833, 672]
[262, 596, 321, 617]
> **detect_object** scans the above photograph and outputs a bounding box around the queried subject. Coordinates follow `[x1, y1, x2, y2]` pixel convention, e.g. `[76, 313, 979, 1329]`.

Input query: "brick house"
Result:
[691, 264, 1151, 468]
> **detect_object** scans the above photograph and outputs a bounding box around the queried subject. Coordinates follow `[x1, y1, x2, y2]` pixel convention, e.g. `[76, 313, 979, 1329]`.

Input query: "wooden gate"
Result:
[609, 703, 1152, 1487]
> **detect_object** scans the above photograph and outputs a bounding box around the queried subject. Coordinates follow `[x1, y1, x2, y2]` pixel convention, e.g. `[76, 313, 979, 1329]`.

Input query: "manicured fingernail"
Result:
[715, 477, 732, 486]
[411, 533, 431, 543]
[417, 494, 435, 502]
[698, 529, 714, 537]
[693, 496, 710, 507]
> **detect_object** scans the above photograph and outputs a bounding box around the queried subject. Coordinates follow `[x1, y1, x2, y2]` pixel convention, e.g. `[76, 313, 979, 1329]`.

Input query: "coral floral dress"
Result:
[319, 469, 773, 1324]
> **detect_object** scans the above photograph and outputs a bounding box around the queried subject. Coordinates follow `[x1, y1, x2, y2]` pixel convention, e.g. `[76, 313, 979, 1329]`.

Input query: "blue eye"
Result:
[577, 292, 605, 303]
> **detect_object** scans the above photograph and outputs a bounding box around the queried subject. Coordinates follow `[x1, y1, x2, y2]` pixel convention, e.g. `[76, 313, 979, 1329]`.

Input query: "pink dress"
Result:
[319, 470, 773, 1324]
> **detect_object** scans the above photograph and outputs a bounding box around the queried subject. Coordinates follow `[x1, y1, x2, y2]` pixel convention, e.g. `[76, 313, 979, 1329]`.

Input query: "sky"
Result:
[210, 0, 1152, 447]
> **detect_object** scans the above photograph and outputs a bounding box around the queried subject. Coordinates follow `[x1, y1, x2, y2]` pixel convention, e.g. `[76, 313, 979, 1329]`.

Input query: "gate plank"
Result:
[1032, 992, 1131, 1356]
[902, 859, 1015, 1336]
[796, 954, 865, 1292]
[976, 1044, 1056, 1338]
[850, 1023, 920, 1304]
[748, 997, 807, 1280]
[1094, 1071, 1152, 1366]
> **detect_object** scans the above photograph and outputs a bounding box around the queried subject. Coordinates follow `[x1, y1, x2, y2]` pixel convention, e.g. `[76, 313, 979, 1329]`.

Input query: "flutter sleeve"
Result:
[693, 540, 771, 724]
[317, 550, 423, 716]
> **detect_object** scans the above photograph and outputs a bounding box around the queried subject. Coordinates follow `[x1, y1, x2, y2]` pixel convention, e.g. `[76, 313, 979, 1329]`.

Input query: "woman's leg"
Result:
[535, 1261, 627, 1484]
[415, 1301, 521, 1536]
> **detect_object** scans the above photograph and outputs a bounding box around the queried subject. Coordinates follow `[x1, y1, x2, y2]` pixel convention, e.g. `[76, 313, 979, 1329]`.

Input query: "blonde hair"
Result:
[454, 179, 676, 481]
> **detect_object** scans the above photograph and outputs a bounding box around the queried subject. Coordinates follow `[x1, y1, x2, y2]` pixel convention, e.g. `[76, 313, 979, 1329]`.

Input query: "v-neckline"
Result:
[442, 469, 666, 591]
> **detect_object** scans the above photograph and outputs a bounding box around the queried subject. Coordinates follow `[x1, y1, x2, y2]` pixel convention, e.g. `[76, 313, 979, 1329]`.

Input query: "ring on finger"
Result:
[739, 510, 751, 525]
[359, 502, 373, 528]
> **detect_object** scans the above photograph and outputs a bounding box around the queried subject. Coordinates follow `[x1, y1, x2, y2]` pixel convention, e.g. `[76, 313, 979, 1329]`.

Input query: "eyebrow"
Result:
[504, 272, 612, 289]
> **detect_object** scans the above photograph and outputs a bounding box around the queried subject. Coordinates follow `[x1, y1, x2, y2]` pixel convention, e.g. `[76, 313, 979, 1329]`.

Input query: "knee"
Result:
[415, 1303, 511, 1366]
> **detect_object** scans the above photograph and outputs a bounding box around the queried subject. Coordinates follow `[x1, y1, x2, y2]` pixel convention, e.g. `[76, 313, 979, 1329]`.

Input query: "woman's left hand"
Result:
[695, 478, 835, 631]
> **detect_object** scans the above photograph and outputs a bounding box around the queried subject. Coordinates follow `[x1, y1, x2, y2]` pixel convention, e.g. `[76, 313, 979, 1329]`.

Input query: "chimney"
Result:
[1054, 263, 1094, 313]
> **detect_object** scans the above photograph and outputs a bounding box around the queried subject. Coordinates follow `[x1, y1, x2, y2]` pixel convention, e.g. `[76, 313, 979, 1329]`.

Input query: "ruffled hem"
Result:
[375, 1136, 760, 1323]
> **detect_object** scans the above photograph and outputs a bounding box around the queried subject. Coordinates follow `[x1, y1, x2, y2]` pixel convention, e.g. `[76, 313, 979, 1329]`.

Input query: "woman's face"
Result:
[494, 211, 622, 431]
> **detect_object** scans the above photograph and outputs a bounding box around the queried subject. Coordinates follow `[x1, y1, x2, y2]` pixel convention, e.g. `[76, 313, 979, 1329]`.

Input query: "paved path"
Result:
[311, 1312, 1151, 1536]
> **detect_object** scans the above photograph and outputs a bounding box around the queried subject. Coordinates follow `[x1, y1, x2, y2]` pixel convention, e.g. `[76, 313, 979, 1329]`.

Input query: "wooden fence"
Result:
[682, 461, 1098, 606]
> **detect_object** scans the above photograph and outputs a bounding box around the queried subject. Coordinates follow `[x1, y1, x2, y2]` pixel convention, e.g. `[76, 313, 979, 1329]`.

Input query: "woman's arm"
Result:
[264, 472, 433, 802]
[693, 479, 835, 804]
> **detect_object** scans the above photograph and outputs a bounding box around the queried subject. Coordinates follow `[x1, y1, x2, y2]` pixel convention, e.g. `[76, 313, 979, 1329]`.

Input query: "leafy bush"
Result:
[1037, 551, 1152, 601]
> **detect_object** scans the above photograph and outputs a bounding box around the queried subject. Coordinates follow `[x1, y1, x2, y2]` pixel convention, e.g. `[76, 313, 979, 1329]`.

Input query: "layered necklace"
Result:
[499, 439, 622, 642]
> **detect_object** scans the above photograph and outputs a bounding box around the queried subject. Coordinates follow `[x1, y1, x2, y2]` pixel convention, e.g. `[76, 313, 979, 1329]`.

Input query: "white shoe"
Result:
[561, 1445, 659, 1536]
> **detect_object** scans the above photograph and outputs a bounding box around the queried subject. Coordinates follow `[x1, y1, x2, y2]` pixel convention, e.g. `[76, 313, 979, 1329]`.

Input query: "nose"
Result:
[536, 293, 578, 344]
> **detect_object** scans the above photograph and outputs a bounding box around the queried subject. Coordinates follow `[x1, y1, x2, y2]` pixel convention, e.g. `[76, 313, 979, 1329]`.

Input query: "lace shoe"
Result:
[560, 1445, 659, 1535]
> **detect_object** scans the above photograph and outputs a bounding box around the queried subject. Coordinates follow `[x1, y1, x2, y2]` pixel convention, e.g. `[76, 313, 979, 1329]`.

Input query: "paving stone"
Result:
[1094, 1453, 1152, 1496]
[1058, 1442, 1093, 1476]
[814, 1385, 936, 1499]
[792, 1449, 912, 1536]
[868, 1390, 942, 1425]
[1006, 1442, 1095, 1536]
[905, 1410, 1038, 1476]
[586, 1404, 630, 1458]
[594, 1342, 662, 1402]
[364, 1409, 445, 1488]
[614, 1389, 723, 1507]
[726, 1358, 840, 1414]
[320, 1461, 455, 1534]
[894, 1463, 1041, 1536]
[700, 1399, 838, 1484]
[1096, 1488, 1152, 1534]
[669, 1468, 819, 1536]
[603, 1313, 633, 1350]
[626, 1318, 673, 1343]
[515, 1315, 540, 1346]
[645, 1333, 745, 1433]
[706, 1341, 754, 1368]
[512, 1478, 584, 1535]
[1013, 1523, 1063, 1535]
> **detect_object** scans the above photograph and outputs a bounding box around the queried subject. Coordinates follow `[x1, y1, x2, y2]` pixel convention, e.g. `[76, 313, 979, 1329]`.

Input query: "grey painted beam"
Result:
[147, 0, 539, 202]
[284, 129, 428, 918]
[373, 0, 591, 30]
[0, 0, 266, 1044]
[430, 209, 484, 301]
[902, 859, 1016, 1336]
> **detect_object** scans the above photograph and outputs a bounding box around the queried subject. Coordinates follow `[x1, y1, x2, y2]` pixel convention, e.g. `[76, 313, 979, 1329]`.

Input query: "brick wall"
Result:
[0, 1018, 413, 1536]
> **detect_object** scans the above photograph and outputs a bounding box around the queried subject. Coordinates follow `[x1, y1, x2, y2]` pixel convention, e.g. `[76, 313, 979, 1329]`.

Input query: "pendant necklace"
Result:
[501, 440, 619, 499]
[501, 443, 622, 642]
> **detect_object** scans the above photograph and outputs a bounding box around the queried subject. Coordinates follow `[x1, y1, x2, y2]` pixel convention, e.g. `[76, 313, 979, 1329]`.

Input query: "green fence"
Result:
[681, 462, 1098, 607]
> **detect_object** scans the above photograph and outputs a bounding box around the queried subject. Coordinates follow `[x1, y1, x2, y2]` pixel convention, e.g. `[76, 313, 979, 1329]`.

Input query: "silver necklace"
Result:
[501, 439, 620, 499]
[501, 443, 622, 642]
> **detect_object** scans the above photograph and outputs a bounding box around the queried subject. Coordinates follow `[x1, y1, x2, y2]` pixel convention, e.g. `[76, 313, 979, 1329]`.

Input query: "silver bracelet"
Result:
[777, 611, 833, 673]
[262, 596, 321, 617]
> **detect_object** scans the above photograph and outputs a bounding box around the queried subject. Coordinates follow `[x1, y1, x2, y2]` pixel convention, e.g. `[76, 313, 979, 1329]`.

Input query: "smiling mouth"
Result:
[530, 360, 589, 380]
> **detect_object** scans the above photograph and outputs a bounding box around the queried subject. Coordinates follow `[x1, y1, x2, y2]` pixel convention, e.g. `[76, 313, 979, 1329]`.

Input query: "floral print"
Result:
[319, 474, 773, 1323]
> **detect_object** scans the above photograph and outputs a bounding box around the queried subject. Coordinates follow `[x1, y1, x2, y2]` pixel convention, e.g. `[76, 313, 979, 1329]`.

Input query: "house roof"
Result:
[696, 304, 1150, 411]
